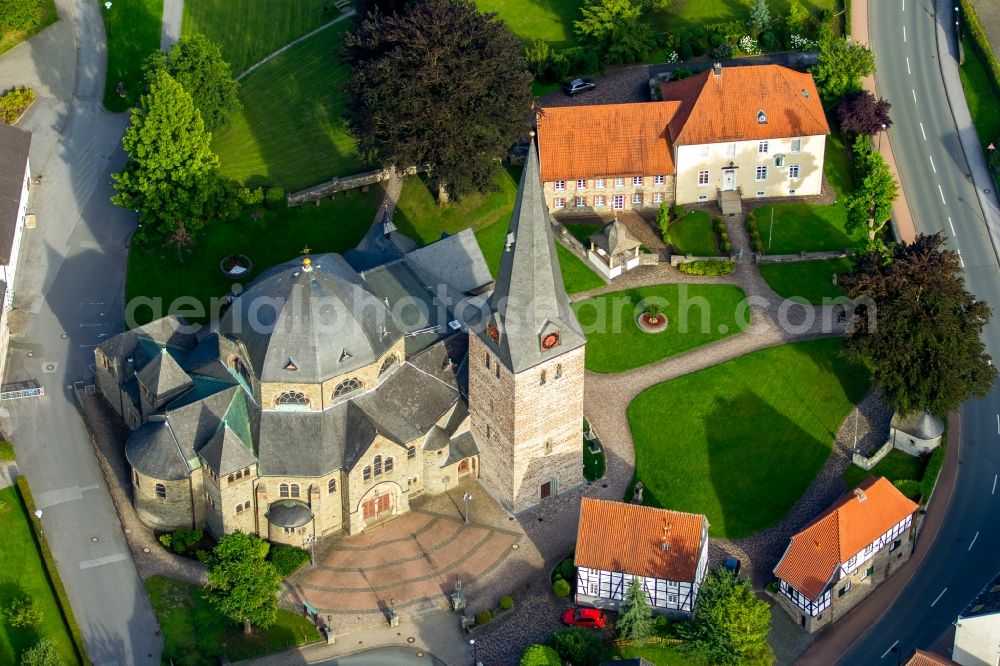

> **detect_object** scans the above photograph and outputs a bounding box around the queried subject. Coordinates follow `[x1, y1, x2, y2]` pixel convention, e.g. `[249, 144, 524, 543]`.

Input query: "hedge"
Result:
[677, 259, 736, 276]
[961, 0, 1000, 98]
[15, 476, 89, 665]
[0, 86, 35, 124]
[921, 437, 948, 504]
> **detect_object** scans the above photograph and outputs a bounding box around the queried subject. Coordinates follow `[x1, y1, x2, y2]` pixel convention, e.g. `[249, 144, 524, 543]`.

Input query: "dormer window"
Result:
[541, 331, 560, 350]
[284, 359, 298, 372]
[757, 109, 767, 124]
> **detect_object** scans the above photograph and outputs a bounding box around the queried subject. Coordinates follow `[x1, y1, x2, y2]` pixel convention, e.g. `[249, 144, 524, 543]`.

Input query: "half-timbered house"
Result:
[773, 476, 919, 633]
[574, 498, 709, 618]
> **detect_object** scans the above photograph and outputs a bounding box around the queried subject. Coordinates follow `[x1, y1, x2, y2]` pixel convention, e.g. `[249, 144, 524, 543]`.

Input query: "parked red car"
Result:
[562, 607, 608, 628]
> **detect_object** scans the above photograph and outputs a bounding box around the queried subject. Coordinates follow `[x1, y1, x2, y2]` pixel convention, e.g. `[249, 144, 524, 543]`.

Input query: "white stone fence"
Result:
[755, 249, 852, 264]
[287, 165, 423, 207]
[851, 439, 894, 471]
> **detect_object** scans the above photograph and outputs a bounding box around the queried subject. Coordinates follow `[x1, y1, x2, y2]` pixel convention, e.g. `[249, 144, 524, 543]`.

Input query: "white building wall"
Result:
[953, 613, 1000, 666]
[1, 159, 29, 310]
[674, 135, 825, 205]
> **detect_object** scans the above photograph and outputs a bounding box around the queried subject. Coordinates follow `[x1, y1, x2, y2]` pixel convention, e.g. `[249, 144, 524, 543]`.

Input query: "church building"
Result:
[95, 140, 586, 544]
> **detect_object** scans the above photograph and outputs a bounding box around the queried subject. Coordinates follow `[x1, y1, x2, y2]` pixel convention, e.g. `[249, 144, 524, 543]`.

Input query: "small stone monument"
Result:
[631, 482, 644, 504]
[451, 580, 466, 611]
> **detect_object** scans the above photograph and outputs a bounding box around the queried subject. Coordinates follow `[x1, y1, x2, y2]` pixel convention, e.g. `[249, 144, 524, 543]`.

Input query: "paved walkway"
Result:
[236, 11, 355, 81]
[160, 0, 183, 50]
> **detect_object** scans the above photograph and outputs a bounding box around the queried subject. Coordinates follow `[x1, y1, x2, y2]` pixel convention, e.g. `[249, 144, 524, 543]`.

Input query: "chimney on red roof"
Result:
[713, 62, 722, 77]
[853, 487, 867, 502]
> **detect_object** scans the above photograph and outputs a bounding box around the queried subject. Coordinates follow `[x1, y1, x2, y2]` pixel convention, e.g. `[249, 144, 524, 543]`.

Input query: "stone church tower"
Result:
[469, 138, 587, 513]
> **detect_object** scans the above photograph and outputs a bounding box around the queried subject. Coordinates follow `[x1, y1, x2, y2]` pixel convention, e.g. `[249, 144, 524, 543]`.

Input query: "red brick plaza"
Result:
[285, 480, 521, 631]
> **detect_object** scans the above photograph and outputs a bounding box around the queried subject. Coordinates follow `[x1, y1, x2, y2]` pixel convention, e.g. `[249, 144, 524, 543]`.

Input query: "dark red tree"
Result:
[835, 90, 893, 136]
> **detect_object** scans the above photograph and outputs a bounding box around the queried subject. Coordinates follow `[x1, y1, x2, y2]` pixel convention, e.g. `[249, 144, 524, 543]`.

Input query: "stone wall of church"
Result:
[132, 468, 194, 530]
[344, 434, 415, 534]
[468, 334, 518, 509]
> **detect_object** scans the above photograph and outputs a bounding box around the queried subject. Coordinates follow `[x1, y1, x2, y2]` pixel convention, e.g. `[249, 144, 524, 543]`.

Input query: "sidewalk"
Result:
[796, 413, 962, 664]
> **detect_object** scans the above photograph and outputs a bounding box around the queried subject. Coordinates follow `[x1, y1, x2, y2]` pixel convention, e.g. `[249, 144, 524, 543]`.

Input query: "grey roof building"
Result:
[0, 122, 31, 266]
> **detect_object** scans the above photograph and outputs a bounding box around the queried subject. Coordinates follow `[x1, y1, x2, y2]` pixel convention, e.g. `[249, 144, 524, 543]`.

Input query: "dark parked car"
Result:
[562, 607, 608, 628]
[563, 78, 597, 96]
[724, 557, 742, 576]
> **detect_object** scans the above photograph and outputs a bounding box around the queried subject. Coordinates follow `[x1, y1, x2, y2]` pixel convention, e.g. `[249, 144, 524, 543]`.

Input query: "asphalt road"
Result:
[837, 0, 1000, 662]
[0, 0, 161, 663]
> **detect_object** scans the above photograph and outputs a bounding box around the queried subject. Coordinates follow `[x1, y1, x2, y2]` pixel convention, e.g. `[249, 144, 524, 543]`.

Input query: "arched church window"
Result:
[328, 478, 337, 493]
[385, 457, 394, 473]
[379, 356, 397, 376]
[363, 466, 372, 482]
[374, 455, 382, 476]
[290, 483, 300, 498]
[275, 391, 309, 407]
[155, 483, 166, 499]
[333, 377, 363, 398]
[279, 483, 289, 498]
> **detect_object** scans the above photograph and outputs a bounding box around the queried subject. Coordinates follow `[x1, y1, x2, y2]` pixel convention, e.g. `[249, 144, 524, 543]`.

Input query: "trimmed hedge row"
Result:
[961, 0, 1000, 98]
[677, 259, 736, 276]
[15, 476, 89, 665]
[0, 86, 35, 124]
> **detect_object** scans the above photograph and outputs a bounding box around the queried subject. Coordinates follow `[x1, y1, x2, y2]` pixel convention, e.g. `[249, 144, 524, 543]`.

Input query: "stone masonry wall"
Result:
[133, 468, 193, 531]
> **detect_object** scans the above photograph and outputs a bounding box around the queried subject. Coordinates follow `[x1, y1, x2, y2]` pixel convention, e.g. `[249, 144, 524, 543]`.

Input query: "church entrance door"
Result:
[363, 492, 391, 521]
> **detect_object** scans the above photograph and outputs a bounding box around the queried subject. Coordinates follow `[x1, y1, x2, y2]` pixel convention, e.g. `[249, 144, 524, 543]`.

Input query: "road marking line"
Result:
[958, 250, 965, 268]
[79, 553, 129, 570]
[932, 587, 948, 607]
[969, 532, 980, 550]
[993, 474, 997, 494]
[920, 122, 927, 140]
[906, 56, 911, 74]
[913, 88, 918, 105]
[939, 184, 947, 205]
[882, 640, 899, 659]
[997, 413, 999, 434]
[904, 26, 907, 42]
[929, 155, 937, 173]
[949, 217, 956, 236]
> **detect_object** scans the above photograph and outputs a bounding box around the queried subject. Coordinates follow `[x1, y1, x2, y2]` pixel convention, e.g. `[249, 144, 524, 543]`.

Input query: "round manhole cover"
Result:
[26, 351, 33, 357]
[90, 536, 99, 542]
[417, 652, 424, 657]
[125, 529, 132, 534]
[142, 547, 150, 553]
[407, 637, 416, 644]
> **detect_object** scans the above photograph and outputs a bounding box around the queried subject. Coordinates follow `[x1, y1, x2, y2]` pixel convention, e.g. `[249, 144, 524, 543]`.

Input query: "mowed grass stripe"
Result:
[627, 338, 869, 539]
[182, 0, 333, 74]
[211, 21, 365, 190]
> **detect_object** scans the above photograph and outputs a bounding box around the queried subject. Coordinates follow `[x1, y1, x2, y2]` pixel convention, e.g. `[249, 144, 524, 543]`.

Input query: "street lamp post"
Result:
[878, 123, 887, 152]
[34, 509, 43, 535]
[469, 638, 478, 665]
[462, 491, 472, 524]
[306, 534, 317, 566]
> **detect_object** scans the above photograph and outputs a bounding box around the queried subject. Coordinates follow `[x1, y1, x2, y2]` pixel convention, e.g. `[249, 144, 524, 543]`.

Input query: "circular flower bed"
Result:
[219, 254, 252, 278]
[636, 312, 668, 333]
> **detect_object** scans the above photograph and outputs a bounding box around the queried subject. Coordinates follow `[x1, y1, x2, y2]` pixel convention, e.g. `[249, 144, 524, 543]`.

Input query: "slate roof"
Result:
[344, 207, 418, 272]
[125, 419, 189, 481]
[161, 383, 242, 465]
[265, 500, 313, 528]
[405, 229, 494, 295]
[773, 477, 919, 600]
[0, 123, 30, 265]
[198, 424, 257, 476]
[478, 140, 587, 374]
[361, 260, 448, 355]
[136, 348, 194, 399]
[960, 573, 1000, 619]
[443, 430, 479, 467]
[590, 219, 642, 256]
[576, 498, 707, 582]
[537, 102, 680, 181]
[97, 316, 199, 369]
[659, 64, 829, 145]
[891, 411, 944, 440]
[219, 254, 404, 384]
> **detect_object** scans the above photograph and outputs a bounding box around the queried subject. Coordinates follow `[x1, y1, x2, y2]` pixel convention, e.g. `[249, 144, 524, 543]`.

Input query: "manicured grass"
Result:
[0, 0, 58, 55]
[843, 450, 926, 493]
[475, 0, 581, 48]
[628, 338, 870, 538]
[753, 202, 863, 254]
[959, 34, 1000, 188]
[211, 21, 364, 191]
[146, 575, 321, 665]
[101, 0, 163, 112]
[0, 439, 13, 460]
[759, 258, 853, 305]
[656, 0, 837, 29]
[825, 131, 855, 199]
[182, 0, 333, 75]
[564, 222, 604, 247]
[572, 284, 749, 373]
[669, 210, 717, 256]
[125, 189, 382, 325]
[0, 486, 78, 665]
[604, 641, 695, 665]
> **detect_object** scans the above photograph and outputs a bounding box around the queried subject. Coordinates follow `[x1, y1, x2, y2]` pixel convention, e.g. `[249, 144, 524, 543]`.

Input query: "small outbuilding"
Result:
[889, 411, 944, 456]
[587, 219, 642, 278]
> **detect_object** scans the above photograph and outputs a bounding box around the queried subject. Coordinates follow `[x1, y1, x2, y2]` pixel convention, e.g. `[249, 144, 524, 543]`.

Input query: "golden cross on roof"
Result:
[301, 246, 311, 255]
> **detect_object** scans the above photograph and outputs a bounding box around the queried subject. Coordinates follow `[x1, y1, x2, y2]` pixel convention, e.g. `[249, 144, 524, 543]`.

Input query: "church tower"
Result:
[468, 137, 587, 513]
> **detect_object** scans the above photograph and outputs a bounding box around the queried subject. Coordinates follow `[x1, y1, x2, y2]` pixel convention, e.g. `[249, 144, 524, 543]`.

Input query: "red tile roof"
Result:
[575, 498, 707, 582]
[536, 102, 680, 182]
[773, 477, 919, 600]
[906, 650, 961, 666]
[659, 64, 829, 145]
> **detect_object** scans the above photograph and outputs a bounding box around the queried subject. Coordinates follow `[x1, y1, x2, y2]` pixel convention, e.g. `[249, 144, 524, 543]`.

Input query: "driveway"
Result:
[0, 0, 161, 663]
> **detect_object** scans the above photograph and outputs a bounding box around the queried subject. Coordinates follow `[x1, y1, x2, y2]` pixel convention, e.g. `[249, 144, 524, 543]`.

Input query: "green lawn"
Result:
[211, 21, 364, 191]
[604, 642, 694, 665]
[759, 258, 853, 305]
[572, 284, 749, 373]
[564, 222, 604, 247]
[958, 34, 1000, 188]
[825, 131, 855, 198]
[146, 575, 320, 665]
[475, 0, 581, 48]
[0, 0, 58, 55]
[101, 0, 163, 112]
[182, 0, 335, 75]
[628, 338, 870, 538]
[125, 189, 382, 325]
[753, 202, 863, 254]
[843, 450, 926, 493]
[0, 439, 13, 460]
[669, 210, 717, 256]
[654, 0, 837, 30]
[0, 486, 78, 665]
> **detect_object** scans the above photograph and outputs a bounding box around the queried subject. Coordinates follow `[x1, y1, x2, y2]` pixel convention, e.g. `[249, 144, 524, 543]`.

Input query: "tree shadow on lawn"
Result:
[0, 581, 40, 665]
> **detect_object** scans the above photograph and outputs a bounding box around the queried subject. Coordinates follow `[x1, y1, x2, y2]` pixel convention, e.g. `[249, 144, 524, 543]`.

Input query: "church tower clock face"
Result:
[541, 331, 560, 351]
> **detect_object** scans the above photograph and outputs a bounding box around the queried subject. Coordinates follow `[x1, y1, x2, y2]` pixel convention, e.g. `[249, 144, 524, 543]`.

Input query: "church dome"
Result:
[220, 254, 403, 384]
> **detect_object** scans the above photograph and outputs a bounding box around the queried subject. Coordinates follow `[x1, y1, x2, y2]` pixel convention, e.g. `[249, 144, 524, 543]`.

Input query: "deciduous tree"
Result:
[19, 638, 61, 666]
[143, 34, 241, 132]
[343, 0, 532, 201]
[681, 569, 772, 665]
[787, 0, 811, 35]
[552, 627, 603, 666]
[835, 90, 892, 137]
[617, 577, 654, 643]
[574, 0, 654, 64]
[112, 71, 225, 244]
[842, 233, 997, 416]
[812, 28, 875, 101]
[845, 135, 899, 249]
[520, 644, 561, 666]
[205, 532, 282, 635]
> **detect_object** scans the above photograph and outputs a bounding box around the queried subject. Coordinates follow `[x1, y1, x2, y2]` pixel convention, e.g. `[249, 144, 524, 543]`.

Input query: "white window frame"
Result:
[756, 191, 765, 197]
[553, 197, 565, 209]
[654, 175, 665, 185]
[612, 194, 625, 210]
[789, 164, 800, 179]
[554, 180, 565, 191]
[614, 178, 625, 188]
[789, 189, 797, 195]
[575, 196, 586, 207]
[594, 195, 606, 206]
[632, 176, 643, 186]
[726, 143, 737, 158]
[595, 178, 605, 188]
[576, 179, 586, 189]
[790, 138, 802, 153]
[758, 140, 769, 155]
[755, 166, 768, 181]
[653, 192, 664, 203]
[774, 154, 785, 167]
[631, 192, 643, 205]
[697, 170, 709, 186]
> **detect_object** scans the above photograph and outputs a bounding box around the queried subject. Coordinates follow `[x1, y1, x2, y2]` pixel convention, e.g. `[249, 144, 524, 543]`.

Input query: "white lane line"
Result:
[992, 474, 997, 494]
[920, 122, 927, 140]
[969, 531, 980, 551]
[903, 0, 905, 10]
[907, 56, 911, 75]
[939, 184, 947, 205]
[79, 553, 129, 570]
[932, 587, 948, 607]
[882, 641, 900, 659]
[904, 26, 907, 42]
[997, 413, 999, 434]
[929, 155, 937, 173]
[949, 217, 956, 236]
[958, 250, 965, 268]
[913, 88, 918, 105]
